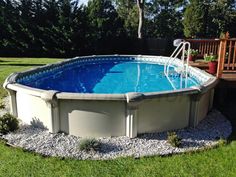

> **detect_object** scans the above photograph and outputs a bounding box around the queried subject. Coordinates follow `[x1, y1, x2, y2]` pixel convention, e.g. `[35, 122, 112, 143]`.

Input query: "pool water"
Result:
[19, 60, 200, 94]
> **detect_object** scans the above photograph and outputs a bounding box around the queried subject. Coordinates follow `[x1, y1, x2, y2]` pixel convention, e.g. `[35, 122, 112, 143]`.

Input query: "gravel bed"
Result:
[0, 109, 232, 160]
[0, 96, 10, 117]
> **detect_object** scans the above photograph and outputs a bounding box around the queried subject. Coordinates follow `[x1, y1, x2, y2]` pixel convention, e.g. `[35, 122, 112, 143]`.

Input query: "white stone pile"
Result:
[0, 109, 232, 160]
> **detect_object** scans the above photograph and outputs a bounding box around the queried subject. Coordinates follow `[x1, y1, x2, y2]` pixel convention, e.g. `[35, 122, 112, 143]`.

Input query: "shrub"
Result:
[167, 131, 181, 148]
[217, 138, 227, 147]
[0, 103, 5, 109]
[0, 99, 5, 109]
[78, 138, 101, 152]
[0, 113, 19, 134]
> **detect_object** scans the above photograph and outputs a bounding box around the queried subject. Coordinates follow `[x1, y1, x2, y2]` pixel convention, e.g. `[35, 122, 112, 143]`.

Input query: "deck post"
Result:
[217, 33, 229, 78]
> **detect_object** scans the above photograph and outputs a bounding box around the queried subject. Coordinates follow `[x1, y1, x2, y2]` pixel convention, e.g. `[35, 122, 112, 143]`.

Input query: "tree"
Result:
[183, 0, 236, 38]
[116, 0, 144, 38]
[115, 0, 138, 37]
[0, 0, 25, 56]
[136, 0, 144, 38]
[86, 0, 124, 53]
[71, 4, 90, 55]
[210, 0, 236, 37]
[183, 0, 208, 38]
[146, 0, 187, 38]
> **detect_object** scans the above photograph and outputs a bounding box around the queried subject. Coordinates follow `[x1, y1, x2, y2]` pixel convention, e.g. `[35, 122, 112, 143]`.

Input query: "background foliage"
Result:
[0, 0, 236, 57]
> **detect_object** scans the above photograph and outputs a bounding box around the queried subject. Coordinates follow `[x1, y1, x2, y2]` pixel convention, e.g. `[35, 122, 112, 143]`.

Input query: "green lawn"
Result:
[0, 58, 235, 177]
[0, 58, 62, 98]
[0, 140, 235, 177]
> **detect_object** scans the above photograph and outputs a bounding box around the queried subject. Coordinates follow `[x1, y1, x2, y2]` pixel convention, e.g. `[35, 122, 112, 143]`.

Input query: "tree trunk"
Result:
[137, 0, 144, 39]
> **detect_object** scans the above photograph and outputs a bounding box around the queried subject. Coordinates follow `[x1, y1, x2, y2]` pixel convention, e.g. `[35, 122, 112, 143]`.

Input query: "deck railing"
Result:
[185, 34, 236, 78]
[186, 39, 220, 56]
[217, 38, 236, 77]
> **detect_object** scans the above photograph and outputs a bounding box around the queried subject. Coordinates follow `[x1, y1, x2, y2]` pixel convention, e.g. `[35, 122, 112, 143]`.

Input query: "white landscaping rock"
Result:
[1, 110, 232, 160]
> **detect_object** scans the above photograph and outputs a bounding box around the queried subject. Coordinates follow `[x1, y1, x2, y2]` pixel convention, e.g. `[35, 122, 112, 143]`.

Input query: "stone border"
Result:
[1, 110, 232, 160]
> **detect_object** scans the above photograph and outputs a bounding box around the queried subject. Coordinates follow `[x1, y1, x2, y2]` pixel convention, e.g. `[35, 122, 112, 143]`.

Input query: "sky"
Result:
[79, 0, 88, 5]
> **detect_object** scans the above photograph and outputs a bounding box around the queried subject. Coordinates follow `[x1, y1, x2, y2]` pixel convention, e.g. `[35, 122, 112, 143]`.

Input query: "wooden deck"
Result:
[189, 60, 236, 81]
[221, 73, 236, 81]
[189, 60, 208, 69]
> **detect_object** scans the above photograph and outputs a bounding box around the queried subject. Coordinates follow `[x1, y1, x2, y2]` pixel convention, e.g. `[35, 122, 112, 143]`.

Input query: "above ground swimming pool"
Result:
[18, 58, 200, 93]
[4, 55, 218, 138]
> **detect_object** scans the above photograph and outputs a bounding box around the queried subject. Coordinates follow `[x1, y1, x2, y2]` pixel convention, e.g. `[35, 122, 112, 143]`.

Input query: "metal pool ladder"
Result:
[164, 41, 191, 90]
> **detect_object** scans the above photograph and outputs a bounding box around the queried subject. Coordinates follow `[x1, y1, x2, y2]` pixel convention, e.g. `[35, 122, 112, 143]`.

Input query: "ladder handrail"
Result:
[164, 42, 184, 74]
[164, 42, 191, 90]
[166, 44, 185, 75]
[170, 42, 184, 58]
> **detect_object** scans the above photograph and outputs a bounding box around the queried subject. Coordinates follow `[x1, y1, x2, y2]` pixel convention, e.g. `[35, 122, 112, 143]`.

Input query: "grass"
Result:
[0, 57, 62, 98]
[0, 57, 235, 176]
[0, 140, 235, 177]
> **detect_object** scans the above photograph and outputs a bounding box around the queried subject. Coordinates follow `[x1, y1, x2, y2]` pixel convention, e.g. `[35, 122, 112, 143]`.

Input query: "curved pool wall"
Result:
[3, 55, 218, 138]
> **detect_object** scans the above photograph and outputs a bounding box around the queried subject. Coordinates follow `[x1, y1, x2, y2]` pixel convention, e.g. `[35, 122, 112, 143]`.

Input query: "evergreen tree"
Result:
[1, 0, 235, 57]
[183, 0, 208, 38]
[210, 0, 236, 37]
[87, 0, 123, 39]
[183, 0, 236, 38]
[115, 0, 138, 37]
[71, 4, 90, 55]
[147, 0, 187, 38]
[0, 0, 22, 56]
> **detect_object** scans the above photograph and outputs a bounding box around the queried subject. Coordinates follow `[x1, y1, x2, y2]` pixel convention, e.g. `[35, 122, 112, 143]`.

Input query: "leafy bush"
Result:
[0, 113, 19, 134]
[78, 138, 101, 152]
[167, 131, 181, 148]
[0, 103, 5, 109]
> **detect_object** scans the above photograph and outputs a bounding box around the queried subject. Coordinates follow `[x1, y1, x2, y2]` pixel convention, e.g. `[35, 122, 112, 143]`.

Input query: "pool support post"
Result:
[40, 90, 60, 133]
[126, 93, 144, 138]
[189, 93, 202, 127]
[3, 81, 18, 117]
[126, 105, 138, 138]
